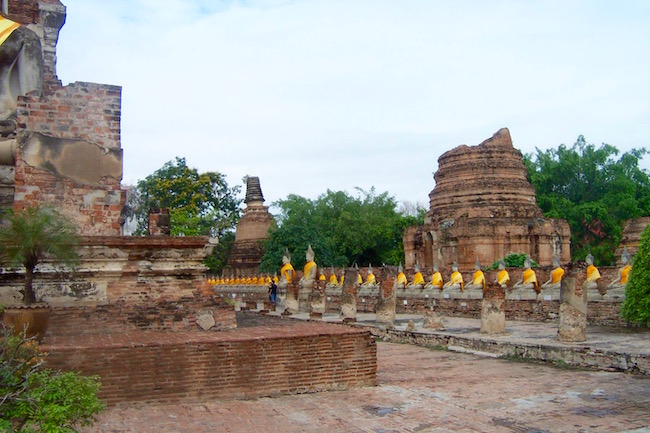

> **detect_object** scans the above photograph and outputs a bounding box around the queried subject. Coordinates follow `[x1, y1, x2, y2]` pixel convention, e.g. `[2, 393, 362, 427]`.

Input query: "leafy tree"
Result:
[134, 157, 241, 237]
[524, 137, 649, 265]
[259, 188, 422, 273]
[0, 206, 80, 305]
[204, 231, 235, 275]
[620, 225, 650, 326]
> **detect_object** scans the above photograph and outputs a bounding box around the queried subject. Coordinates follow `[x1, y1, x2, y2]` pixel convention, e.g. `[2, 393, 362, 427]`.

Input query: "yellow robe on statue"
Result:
[0, 17, 20, 46]
[449, 271, 464, 291]
[397, 272, 407, 287]
[329, 274, 338, 285]
[365, 273, 376, 285]
[411, 272, 424, 286]
[550, 267, 564, 284]
[586, 265, 600, 283]
[430, 272, 443, 288]
[471, 270, 486, 290]
[281, 263, 294, 283]
[620, 265, 631, 285]
[522, 268, 538, 290]
[497, 269, 510, 286]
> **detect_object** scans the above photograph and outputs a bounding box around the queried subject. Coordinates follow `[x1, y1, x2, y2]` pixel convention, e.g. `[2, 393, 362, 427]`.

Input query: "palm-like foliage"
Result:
[0, 206, 79, 305]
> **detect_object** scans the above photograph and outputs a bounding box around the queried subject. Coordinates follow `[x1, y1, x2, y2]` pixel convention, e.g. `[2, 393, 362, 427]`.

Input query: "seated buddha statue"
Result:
[406, 263, 425, 290]
[512, 258, 538, 293]
[608, 248, 631, 291]
[584, 253, 601, 300]
[494, 260, 510, 289]
[443, 262, 464, 291]
[396, 263, 408, 290]
[360, 264, 378, 289]
[356, 264, 364, 285]
[464, 259, 486, 291]
[299, 245, 317, 290]
[541, 255, 564, 291]
[424, 263, 443, 290]
[278, 248, 294, 289]
[326, 266, 339, 288]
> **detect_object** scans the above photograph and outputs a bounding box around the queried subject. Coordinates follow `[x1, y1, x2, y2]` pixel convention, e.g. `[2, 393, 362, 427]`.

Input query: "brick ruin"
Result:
[0, 2, 378, 405]
[404, 128, 571, 271]
[226, 176, 274, 276]
[615, 216, 649, 264]
[0, 0, 221, 315]
[0, 0, 124, 234]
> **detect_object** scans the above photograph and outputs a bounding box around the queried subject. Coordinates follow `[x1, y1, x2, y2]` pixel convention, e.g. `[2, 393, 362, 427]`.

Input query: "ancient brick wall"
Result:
[0, 236, 215, 306]
[17, 82, 121, 149]
[47, 295, 237, 335]
[42, 322, 377, 404]
[12, 82, 124, 235]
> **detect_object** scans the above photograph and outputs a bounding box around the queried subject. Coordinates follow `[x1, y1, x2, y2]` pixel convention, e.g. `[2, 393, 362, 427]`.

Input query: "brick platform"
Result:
[41, 314, 376, 405]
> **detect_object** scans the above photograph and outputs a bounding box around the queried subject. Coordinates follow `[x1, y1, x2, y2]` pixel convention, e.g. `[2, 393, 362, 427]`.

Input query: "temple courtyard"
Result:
[84, 313, 650, 433]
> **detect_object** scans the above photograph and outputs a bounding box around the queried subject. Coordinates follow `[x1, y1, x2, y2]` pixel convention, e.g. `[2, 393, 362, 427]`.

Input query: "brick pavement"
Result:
[84, 341, 650, 432]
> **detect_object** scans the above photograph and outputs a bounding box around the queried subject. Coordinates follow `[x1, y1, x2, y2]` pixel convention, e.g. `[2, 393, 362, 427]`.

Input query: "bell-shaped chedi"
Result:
[404, 128, 571, 270]
[226, 176, 275, 276]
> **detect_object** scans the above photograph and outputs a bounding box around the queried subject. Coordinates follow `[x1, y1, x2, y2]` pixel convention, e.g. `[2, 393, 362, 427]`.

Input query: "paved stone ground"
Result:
[85, 341, 650, 433]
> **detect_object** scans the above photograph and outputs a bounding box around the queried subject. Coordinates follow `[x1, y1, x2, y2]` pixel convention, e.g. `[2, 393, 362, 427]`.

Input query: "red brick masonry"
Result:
[41, 318, 377, 405]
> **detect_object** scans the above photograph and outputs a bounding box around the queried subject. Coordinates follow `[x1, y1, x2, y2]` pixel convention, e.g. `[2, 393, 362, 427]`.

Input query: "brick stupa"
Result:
[226, 177, 275, 276]
[403, 128, 571, 270]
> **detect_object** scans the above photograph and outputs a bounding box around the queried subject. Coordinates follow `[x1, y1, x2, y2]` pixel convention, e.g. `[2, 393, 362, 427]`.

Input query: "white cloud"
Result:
[57, 0, 650, 205]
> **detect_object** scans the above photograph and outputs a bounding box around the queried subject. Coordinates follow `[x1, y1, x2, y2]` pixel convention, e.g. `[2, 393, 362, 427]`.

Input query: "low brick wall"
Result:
[42, 318, 376, 404]
[47, 295, 236, 335]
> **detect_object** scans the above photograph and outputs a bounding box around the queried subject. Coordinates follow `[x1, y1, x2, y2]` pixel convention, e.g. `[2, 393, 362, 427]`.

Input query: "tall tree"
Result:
[259, 188, 423, 273]
[620, 225, 650, 326]
[134, 157, 241, 237]
[524, 137, 649, 265]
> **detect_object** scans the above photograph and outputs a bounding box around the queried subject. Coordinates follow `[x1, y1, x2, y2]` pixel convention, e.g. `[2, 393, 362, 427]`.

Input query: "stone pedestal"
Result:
[587, 287, 603, 302]
[557, 271, 587, 342]
[602, 286, 626, 301]
[481, 284, 505, 334]
[340, 269, 357, 322]
[423, 310, 445, 330]
[462, 287, 484, 300]
[506, 286, 538, 301]
[537, 287, 560, 301]
[441, 286, 462, 300]
[284, 283, 299, 315]
[298, 282, 313, 313]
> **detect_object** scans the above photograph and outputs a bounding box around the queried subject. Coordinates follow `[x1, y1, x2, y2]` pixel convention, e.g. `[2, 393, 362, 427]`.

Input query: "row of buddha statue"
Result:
[211, 245, 633, 301]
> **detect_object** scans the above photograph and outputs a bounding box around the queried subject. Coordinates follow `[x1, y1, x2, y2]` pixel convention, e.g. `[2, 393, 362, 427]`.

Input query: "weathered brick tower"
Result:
[403, 128, 571, 270]
[226, 176, 275, 276]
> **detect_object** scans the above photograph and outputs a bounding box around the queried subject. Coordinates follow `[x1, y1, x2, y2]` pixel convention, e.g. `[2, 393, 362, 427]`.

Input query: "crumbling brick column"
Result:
[557, 266, 587, 342]
[310, 278, 326, 318]
[340, 268, 357, 322]
[376, 275, 396, 326]
[481, 283, 506, 334]
[148, 208, 170, 236]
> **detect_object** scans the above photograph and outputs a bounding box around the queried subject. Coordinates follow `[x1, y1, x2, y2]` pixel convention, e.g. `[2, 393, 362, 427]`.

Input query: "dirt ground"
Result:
[85, 341, 650, 433]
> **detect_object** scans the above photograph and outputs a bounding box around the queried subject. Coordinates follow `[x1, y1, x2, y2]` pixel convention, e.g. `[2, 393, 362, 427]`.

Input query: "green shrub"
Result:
[620, 225, 650, 326]
[487, 253, 538, 270]
[0, 326, 105, 432]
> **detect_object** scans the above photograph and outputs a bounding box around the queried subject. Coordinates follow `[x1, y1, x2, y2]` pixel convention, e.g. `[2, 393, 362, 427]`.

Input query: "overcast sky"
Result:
[55, 0, 650, 209]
